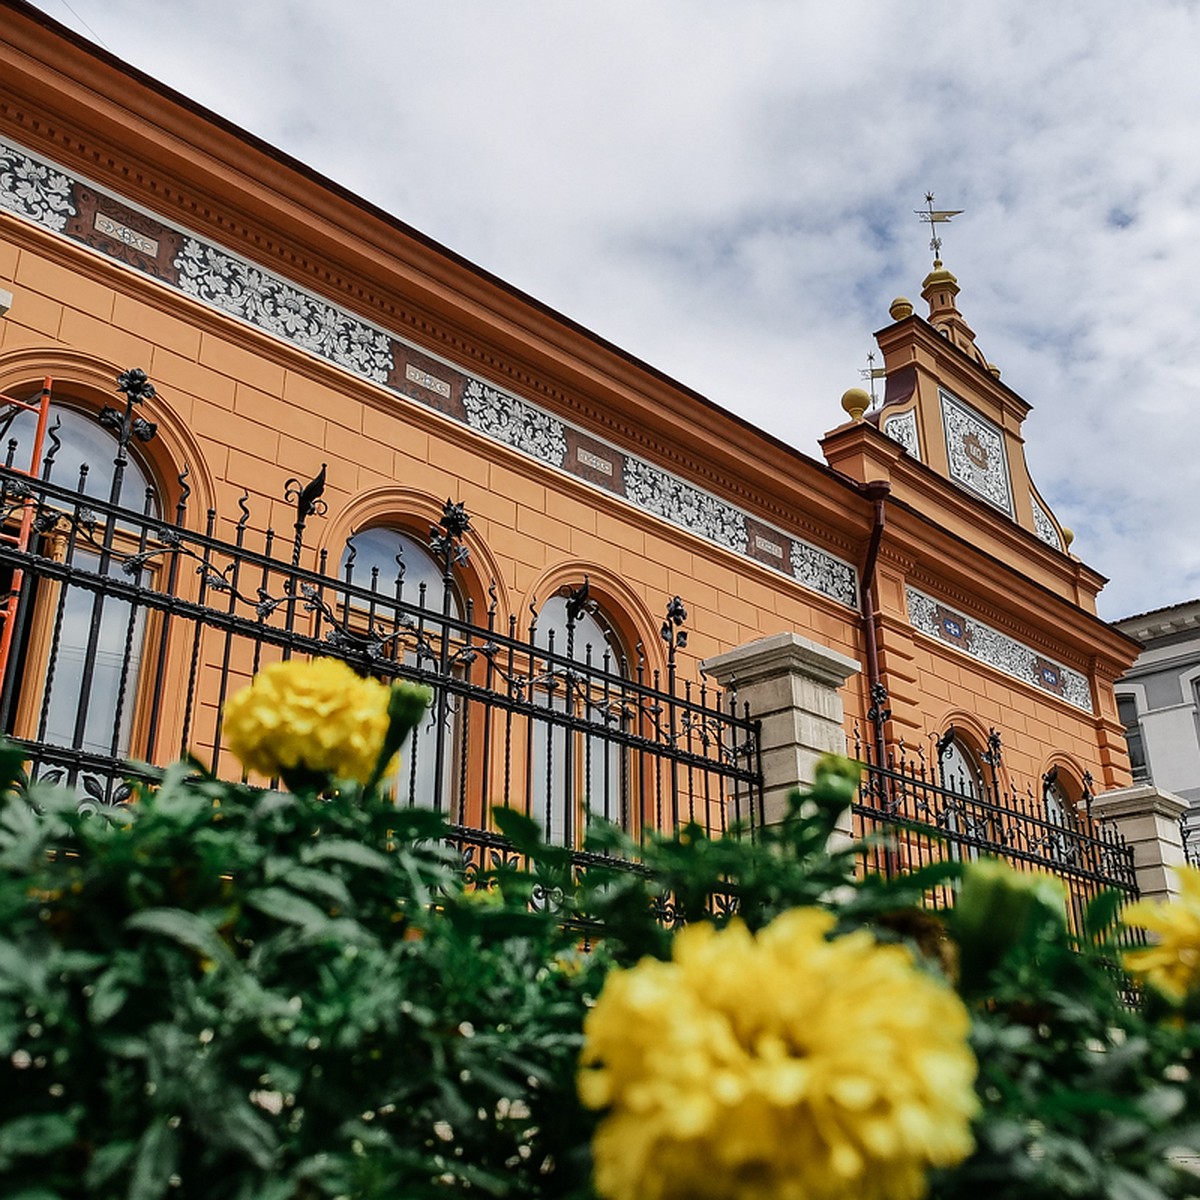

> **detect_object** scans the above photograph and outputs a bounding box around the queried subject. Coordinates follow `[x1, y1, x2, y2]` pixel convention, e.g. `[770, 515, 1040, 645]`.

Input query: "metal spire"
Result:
[915, 191, 963, 263]
[859, 350, 886, 408]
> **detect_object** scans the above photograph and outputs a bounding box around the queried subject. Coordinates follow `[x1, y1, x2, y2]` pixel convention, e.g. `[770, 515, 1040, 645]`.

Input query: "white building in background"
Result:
[1113, 599, 1200, 857]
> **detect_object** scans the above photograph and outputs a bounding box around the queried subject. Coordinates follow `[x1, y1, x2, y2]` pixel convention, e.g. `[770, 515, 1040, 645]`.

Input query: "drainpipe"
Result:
[859, 480, 891, 768]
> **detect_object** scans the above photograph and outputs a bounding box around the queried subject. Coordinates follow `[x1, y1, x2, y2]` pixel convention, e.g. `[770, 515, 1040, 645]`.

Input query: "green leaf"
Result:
[246, 887, 331, 929]
[304, 838, 393, 873]
[0, 1113, 77, 1161]
[125, 908, 232, 967]
[208, 1099, 277, 1169]
[83, 1140, 137, 1189]
[491, 806, 545, 851]
[128, 1119, 178, 1200]
[89, 967, 130, 1024]
[1084, 888, 1127, 941]
[1138, 1085, 1187, 1124]
[277, 865, 354, 913]
[1104, 1168, 1170, 1200]
[0, 940, 45, 994]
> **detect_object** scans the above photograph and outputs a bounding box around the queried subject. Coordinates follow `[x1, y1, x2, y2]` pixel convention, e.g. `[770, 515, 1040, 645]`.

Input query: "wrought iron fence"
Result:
[0, 447, 763, 870]
[0, 373, 1144, 929]
[851, 710, 1140, 937]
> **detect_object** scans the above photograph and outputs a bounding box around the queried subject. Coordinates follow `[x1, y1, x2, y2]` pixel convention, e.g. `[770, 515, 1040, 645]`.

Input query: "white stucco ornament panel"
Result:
[882, 409, 921, 461]
[939, 390, 1013, 516]
[1030, 493, 1063, 551]
[907, 586, 1092, 712]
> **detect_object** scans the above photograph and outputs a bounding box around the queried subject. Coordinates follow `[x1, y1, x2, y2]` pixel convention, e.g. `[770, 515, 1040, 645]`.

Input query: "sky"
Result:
[23, 0, 1200, 620]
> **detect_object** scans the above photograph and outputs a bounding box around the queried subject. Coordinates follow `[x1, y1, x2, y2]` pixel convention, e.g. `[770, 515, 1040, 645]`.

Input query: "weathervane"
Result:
[915, 191, 963, 263]
[859, 350, 886, 408]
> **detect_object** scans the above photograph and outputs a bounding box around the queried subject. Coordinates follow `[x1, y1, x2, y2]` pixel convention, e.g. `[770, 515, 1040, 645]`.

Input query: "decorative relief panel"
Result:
[461, 379, 566, 467]
[906, 586, 1092, 712]
[0, 143, 75, 231]
[174, 238, 395, 382]
[793, 542, 858, 608]
[939, 390, 1013, 516]
[1030, 493, 1063, 551]
[0, 137, 859, 609]
[882, 408, 920, 461]
[624, 459, 748, 553]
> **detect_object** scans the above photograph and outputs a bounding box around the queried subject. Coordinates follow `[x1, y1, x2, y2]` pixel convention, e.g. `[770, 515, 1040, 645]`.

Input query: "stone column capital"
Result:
[702, 631, 860, 691]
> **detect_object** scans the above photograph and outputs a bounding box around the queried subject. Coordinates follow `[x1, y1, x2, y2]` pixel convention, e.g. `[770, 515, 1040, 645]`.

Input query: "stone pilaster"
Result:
[702, 632, 860, 828]
[1090, 783, 1188, 901]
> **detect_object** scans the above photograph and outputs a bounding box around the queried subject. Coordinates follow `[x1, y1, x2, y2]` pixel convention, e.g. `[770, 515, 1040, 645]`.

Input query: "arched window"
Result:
[530, 590, 631, 846]
[938, 735, 980, 799]
[341, 526, 462, 618]
[936, 731, 986, 859]
[338, 527, 459, 808]
[2, 400, 158, 512]
[1, 394, 162, 767]
[1041, 765, 1080, 866]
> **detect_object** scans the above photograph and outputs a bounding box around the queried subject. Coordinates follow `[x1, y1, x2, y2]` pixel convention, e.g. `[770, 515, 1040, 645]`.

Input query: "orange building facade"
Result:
[0, 4, 1141, 886]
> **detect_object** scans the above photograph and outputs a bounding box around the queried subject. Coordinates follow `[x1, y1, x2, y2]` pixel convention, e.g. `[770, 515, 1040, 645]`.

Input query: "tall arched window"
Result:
[341, 526, 461, 618]
[339, 527, 458, 808]
[530, 591, 630, 846]
[938, 736, 980, 798]
[1, 396, 161, 765]
[936, 731, 985, 859]
[1041, 765, 1081, 866]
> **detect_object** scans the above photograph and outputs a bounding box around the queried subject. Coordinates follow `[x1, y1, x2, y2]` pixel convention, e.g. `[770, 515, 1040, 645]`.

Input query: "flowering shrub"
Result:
[223, 657, 430, 790]
[0, 663, 1198, 1199]
[579, 910, 977, 1200]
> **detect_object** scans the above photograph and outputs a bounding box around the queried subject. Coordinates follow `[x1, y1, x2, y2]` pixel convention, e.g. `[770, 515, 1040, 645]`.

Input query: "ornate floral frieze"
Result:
[882, 408, 920, 461]
[174, 238, 395, 382]
[1030, 493, 1063, 551]
[624, 459, 748, 553]
[792, 542, 858, 608]
[0, 143, 75, 232]
[461, 379, 566, 467]
[0, 137, 859, 609]
[906, 586, 1092, 712]
[939, 389, 1013, 516]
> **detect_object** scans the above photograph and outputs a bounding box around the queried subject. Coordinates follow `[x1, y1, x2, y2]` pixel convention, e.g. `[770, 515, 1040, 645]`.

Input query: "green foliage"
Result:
[0, 750, 1197, 1198]
[0, 760, 598, 1199]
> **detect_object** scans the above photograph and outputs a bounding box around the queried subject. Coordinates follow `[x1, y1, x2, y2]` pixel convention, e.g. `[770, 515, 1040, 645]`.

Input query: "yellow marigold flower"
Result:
[579, 909, 977, 1200]
[223, 657, 392, 787]
[1123, 864, 1200, 1004]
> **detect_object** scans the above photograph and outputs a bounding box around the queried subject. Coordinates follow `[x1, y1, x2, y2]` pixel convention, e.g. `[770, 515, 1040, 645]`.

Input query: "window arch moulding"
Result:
[521, 560, 665, 684]
[933, 712, 1009, 797]
[322, 486, 504, 630]
[0, 347, 216, 520]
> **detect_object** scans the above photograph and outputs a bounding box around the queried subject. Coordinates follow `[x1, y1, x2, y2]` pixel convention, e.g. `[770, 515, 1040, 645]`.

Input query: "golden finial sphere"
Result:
[889, 297, 914, 320]
[1062, 526, 1075, 549]
[841, 388, 871, 421]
